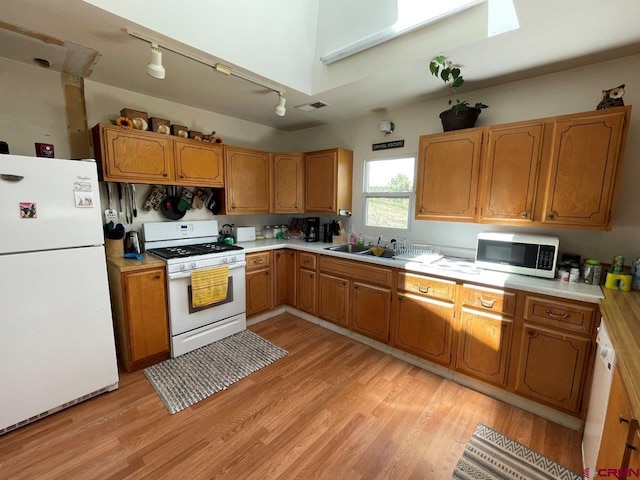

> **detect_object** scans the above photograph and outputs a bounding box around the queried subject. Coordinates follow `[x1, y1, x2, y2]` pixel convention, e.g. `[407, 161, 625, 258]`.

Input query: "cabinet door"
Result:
[100, 126, 173, 183]
[596, 368, 633, 472]
[298, 268, 317, 316]
[415, 130, 483, 221]
[352, 282, 391, 344]
[173, 140, 224, 187]
[246, 269, 272, 317]
[318, 273, 349, 327]
[122, 267, 169, 365]
[456, 309, 513, 386]
[304, 149, 353, 214]
[273, 250, 296, 307]
[272, 152, 303, 213]
[514, 324, 590, 413]
[393, 292, 454, 366]
[479, 123, 543, 223]
[541, 110, 626, 229]
[224, 146, 271, 214]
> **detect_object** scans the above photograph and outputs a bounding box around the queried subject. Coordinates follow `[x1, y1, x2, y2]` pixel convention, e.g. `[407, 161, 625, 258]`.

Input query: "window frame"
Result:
[362, 154, 416, 231]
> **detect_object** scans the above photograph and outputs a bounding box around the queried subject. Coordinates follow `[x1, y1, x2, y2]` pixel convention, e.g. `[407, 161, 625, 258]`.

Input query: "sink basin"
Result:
[359, 248, 395, 258]
[325, 244, 371, 254]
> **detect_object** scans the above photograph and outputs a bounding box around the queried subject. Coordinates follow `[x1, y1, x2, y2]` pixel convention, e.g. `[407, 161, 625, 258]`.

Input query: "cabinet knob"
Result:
[419, 207, 425, 213]
[547, 212, 556, 220]
[162, 173, 168, 177]
[179, 174, 184, 179]
[528, 329, 535, 336]
[520, 211, 528, 218]
[294, 204, 298, 209]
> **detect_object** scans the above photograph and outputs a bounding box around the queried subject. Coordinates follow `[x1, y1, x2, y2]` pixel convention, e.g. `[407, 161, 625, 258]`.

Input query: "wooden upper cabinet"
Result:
[272, 152, 304, 213]
[92, 123, 226, 187]
[304, 148, 353, 214]
[224, 145, 271, 214]
[541, 108, 628, 229]
[415, 129, 483, 222]
[93, 124, 173, 184]
[479, 123, 543, 224]
[173, 139, 224, 187]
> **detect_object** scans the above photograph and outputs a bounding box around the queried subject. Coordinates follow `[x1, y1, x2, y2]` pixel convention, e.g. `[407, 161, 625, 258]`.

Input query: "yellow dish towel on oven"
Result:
[191, 265, 229, 308]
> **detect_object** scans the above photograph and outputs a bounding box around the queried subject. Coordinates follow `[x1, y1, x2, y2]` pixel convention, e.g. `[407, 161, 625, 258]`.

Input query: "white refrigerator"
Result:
[0, 154, 118, 434]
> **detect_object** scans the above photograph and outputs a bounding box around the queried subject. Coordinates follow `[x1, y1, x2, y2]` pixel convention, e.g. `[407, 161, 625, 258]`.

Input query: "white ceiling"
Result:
[2, 0, 640, 131]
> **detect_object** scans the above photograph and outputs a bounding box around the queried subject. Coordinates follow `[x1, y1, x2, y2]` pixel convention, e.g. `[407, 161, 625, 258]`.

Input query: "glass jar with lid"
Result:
[263, 226, 273, 239]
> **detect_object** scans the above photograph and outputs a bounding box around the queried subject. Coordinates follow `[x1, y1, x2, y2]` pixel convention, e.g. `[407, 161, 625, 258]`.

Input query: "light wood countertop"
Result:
[599, 289, 640, 420]
[106, 253, 165, 272]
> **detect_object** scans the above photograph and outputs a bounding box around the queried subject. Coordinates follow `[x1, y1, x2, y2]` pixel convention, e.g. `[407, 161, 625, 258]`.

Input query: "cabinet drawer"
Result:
[299, 252, 317, 270]
[319, 256, 392, 286]
[524, 295, 596, 334]
[461, 285, 516, 317]
[397, 272, 456, 301]
[246, 252, 271, 271]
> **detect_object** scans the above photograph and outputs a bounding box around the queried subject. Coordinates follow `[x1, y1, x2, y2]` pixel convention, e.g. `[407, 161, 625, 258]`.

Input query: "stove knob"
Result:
[223, 257, 228, 264]
[180, 264, 187, 272]
[191, 262, 197, 270]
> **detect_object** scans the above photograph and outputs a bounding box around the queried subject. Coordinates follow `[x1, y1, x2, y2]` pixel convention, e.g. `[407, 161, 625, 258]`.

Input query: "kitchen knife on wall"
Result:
[117, 183, 123, 220]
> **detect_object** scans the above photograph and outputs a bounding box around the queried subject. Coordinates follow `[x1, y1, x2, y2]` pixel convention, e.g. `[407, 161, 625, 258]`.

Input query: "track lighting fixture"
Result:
[128, 31, 286, 116]
[274, 93, 286, 117]
[146, 43, 165, 80]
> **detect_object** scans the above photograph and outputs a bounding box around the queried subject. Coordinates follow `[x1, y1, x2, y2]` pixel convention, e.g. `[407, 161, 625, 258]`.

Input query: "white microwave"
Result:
[475, 232, 559, 279]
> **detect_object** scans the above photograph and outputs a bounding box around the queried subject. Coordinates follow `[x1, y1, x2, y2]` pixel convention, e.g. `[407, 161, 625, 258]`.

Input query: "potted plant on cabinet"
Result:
[429, 55, 488, 131]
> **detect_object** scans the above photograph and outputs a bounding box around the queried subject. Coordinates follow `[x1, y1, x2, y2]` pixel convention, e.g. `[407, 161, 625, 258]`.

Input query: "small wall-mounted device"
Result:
[379, 121, 395, 134]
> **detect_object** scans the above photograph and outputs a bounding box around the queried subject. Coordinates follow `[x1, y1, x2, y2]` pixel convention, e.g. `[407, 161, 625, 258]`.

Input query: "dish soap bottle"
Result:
[349, 227, 357, 245]
[357, 233, 365, 246]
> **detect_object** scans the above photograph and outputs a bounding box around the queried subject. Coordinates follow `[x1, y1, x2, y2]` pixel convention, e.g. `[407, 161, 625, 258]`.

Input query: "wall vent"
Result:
[295, 101, 329, 112]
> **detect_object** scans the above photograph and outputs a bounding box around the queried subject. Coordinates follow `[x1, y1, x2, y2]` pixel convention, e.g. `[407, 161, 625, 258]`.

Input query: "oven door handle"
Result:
[168, 261, 246, 280]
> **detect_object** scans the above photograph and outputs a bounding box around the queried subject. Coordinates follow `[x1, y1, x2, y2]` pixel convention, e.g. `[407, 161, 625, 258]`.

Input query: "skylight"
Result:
[320, 0, 519, 65]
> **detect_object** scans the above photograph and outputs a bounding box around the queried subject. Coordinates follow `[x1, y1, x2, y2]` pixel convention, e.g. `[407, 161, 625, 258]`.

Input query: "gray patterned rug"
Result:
[453, 423, 582, 480]
[143, 330, 288, 414]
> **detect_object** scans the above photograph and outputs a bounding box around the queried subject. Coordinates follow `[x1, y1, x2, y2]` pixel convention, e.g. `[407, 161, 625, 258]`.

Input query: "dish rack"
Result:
[393, 242, 443, 263]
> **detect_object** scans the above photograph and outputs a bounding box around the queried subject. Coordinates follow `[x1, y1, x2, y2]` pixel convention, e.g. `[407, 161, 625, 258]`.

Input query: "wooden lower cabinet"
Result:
[298, 252, 317, 315]
[596, 367, 635, 473]
[455, 309, 513, 386]
[393, 292, 454, 366]
[107, 262, 169, 372]
[352, 282, 392, 343]
[318, 273, 349, 327]
[514, 324, 590, 413]
[273, 250, 296, 307]
[245, 252, 272, 317]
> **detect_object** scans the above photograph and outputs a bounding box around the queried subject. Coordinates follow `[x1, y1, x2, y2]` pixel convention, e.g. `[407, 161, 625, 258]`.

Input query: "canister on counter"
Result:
[583, 259, 602, 285]
[612, 256, 625, 273]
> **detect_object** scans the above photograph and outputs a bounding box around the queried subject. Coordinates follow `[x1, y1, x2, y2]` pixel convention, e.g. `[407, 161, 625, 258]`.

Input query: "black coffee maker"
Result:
[304, 217, 320, 242]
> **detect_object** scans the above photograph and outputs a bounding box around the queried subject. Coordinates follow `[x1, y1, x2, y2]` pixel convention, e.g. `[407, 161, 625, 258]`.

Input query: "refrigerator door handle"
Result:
[1, 174, 24, 182]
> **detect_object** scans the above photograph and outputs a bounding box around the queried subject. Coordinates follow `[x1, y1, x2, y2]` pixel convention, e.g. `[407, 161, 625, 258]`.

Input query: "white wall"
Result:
[290, 54, 640, 264]
[0, 57, 71, 159]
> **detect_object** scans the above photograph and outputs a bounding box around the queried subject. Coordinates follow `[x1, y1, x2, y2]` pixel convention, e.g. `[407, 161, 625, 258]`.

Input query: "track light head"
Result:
[274, 92, 286, 117]
[147, 43, 165, 80]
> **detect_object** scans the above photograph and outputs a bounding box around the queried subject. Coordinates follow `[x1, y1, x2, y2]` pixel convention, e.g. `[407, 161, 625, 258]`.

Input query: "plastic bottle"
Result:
[349, 227, 357, 245]
[357, 233, 365, 246]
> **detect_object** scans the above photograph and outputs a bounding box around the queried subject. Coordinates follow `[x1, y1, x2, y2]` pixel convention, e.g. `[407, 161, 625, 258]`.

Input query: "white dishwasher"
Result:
[582, 318, 617, 474]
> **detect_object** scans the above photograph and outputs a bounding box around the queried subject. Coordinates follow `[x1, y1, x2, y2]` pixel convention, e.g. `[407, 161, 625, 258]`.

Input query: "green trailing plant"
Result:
[429, 55, 488, 115]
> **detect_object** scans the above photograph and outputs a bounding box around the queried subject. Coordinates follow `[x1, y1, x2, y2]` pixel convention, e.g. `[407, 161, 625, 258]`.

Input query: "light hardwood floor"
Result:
[0, 313, 583, 479]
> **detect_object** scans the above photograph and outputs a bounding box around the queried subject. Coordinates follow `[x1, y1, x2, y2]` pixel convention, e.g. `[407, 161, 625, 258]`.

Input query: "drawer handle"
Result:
[546, 310, 569, 319]
[626, 443, 638, 451]
[418, 284, 430, 294]
[479, 298, 496, 308]
[620, 416, 631, 424]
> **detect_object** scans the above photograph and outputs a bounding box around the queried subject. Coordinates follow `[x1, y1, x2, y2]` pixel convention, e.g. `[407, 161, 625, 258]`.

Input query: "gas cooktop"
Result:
[147, 242, 243, 260]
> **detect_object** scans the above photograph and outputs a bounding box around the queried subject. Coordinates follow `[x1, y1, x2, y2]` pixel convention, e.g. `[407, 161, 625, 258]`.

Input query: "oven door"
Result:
[167, 261, 246, 337]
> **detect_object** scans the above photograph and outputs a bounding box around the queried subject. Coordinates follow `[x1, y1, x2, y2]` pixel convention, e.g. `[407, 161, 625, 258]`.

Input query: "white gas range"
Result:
[143, 220, 246, 357]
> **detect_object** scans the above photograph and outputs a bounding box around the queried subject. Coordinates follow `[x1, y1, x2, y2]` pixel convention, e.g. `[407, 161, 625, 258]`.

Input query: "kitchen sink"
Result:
[324, 244, 371, 254]
[359, 248, 395, 258]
